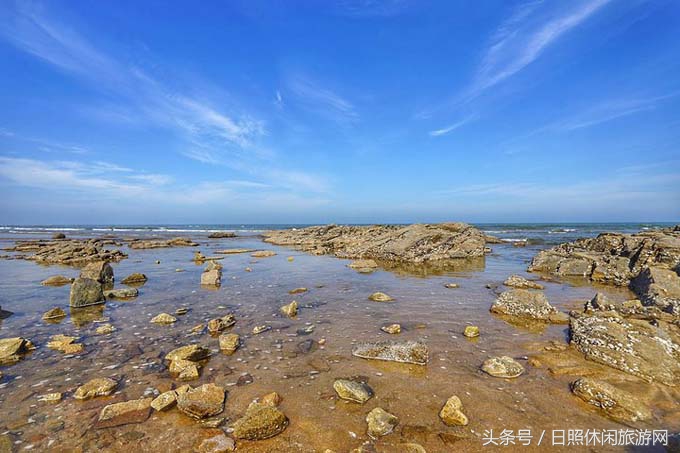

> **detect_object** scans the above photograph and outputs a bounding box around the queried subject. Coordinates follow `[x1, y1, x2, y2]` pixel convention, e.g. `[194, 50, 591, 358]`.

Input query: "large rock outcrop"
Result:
[4, 238, 126, 266]
[263, 223, 488, 263]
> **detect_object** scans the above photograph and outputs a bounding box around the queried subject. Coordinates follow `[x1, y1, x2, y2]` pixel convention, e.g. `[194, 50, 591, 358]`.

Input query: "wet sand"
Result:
[0, 232, 678, 452]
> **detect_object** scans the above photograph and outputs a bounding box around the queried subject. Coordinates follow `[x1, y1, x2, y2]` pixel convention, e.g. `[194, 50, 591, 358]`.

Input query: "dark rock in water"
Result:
[263, 223, 488, 263]
[352, 340, 428, 365]
[232, 402, 288, 440]
[104, 287, 138, 299]
[80, 261, 114, 285]
[52, 232, 66, 239]
[490, 289, 568, 323]
[237, 373, 254, 386]
[570, 377, 651, 422]
[0, 306, 12, 320]
[176, 383, 226, 419]
[97, 398, 152, 428]
[297, 339, 316, 354]
[208, 232, 236, 238]
[570, 311, 680, 385]
[69, 278, 105, 307]
[121, 273, 147, 285]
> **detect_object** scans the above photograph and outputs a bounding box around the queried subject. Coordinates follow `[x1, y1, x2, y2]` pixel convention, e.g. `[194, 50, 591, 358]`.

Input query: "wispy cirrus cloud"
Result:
[468, 0, 612, 99]
[286, 74, 358, 126]
[429, 114, 478, 137]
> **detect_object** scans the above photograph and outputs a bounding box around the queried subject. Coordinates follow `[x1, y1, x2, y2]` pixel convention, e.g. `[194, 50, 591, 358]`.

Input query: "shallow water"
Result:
[0, 231, 678, 452]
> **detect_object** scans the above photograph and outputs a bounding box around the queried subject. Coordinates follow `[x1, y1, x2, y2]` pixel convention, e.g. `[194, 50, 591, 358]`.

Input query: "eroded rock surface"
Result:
[5, 238, 126, 266]
[176, 383, 225, 419]
[231, 402, 288, 440]
[127, 237, 198, 249]
[263, 223, 489, 263]
[490, 289, 568, 323]
[352, 340, 428, 365]
[571, 377, 651, 422]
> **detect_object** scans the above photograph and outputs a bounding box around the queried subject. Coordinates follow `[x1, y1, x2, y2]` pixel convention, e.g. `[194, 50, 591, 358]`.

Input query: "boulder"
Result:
[352, 340, 428, 365]
[570, 311, 680, 385]
[41, 275, 73, 286]
[0, 337, 34, 365]
[69, 278, 105, 307]
[97, 398, 152, 428]
[219, 334, 240, 354]
[481, 356, 524, 378]
[231, 402, 288, 440]
[571, 377, 651, 422]
[74, 378, 117, 400]
[80, 261, 114, 285]
[439, 395, 469, 426]
[201, 269, 222, 286]
[490, 289, 568, 323]
[121, 273, 147, 285]
[366, 407, 398, 439]
[333, 379, 373, 404]
[176, 383, 226, 419]
[503, 275, 544, 289]
[52, 232, 66, 239]
[631, 266, 680, 314]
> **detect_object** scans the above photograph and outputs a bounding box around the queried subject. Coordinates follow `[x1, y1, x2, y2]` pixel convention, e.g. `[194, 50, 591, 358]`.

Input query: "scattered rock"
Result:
[0, 337, 34, 364]
[177, 383, 225, 419]
[297, 325, 315, 335]
[232, 402, 288, 440]
[208, 314, 236, 334]
[104, 287, 138, 299]
[80, 261, 114, 285]
[41, 275, 73, 286]
[47, 334, 83, 354]
[439, 395, 469, 426]
[380, 324, 401, 334]
[69, 277, 105, 307]
[366, 407, 398, 439]
[42, 307, 66, 320]
[97, 398, 152, 428]
[251, 250, 276, 258]
[151, 390, 178, 411]
[219, 334, 240, 354]
[571, 377, 651, 422]
[121, 273, 147, 285]
[368, 292, 394, 302]
[74, 378, 117, 400]
[333, 379, 373, 404]
[463, 326, 480, 338]
[170, 359, 201, 381]
[352, 340, 428, 365]
[95, 323, 116, 335]
[348, 259, 379, 273]
[151, 313, 177, 324]
[491, 289, 568, 323]
[260, 392, 282, 407]
[195, 433, 236, 453]
[252, 325, 271, 335]
[481, 356, 524, 378]
[208, 232, 237, 238]
[280, 301, 298, 318]
[504, 275, 544, 289]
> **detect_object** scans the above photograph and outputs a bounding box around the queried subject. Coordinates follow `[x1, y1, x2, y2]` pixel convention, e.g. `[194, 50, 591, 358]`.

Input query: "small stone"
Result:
[196, 433, 236, 453]
[176, 383, 225, 419]
[201, 269, 222, 286]
[95, 323, 116, 335]
[97, 398, 152, 428]
[41, 275, 73, 286]
[155, 260, 161, 264]
[251, 250, 276, 258]
[166, 344, 211, 362]
[191, 324, 205, 333]
[296, 325, 315, 335]
[463, 326, 480, 338]
[74, 378, 118, 399]
[288, 287, 307, 294]
[176, 307, 189, 315]
[444, 283, 459, 289]
[42, 307, 66, 320]
[260, 392, 282, 407]
[151, 390, 177, 411]
[47, 334, 83, 354]
[121, 273, 147, 285]
[208, 314, 236, 334]
[368, 292, 394, 302]
[280, 301, 298, 318]
[287, 256, 294, 262]
[104, 287, 139, 299]
[245, 267, 252, 272]
[366, 407, 398, 439]
[151, 313, 177, 324]
[439, 395, 469, 426]
[37, 392, 62, 403]
[252, 325, 271, 335]
[504, 275, 544, 289]
[380, 324, 401, 334]
[232, 402, 288, 440]
[481, 356, 524, 378]
[219, 334, 240, 354]
[333, 379, 373, 404]
[199, 417, 226, 428]
[348, 259, 379, 273]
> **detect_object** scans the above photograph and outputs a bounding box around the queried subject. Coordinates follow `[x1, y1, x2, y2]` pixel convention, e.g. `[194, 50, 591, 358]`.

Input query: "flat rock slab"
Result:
[97, 398, 152, 428]
[491, 289, 568, 323]
[571, 377, 651, 423]
[352, 340, 428, 365]
[177, 383, 225, 419]
[232, 402, 288, 440]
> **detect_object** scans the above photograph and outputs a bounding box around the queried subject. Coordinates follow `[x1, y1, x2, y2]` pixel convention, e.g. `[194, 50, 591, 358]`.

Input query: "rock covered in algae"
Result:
[0, 337, 34, 365]
[121, 273, 147, 284]
[333, 379, 373, 404]
[280, 301, 298, 318]
[439, 395, 469, 426]
[231, 402, 289, 440]
[42, 307, 66, 320]
[481, 356, 525, 378]
[366, 407, 398, 439]
[176, 383, 225, 419]
[151, 313, 177, 324]
[352, 340, 428, 365]
[69, 277, 105, 307]
[570, 377, 651, 423]
[74, 378, 117, 400]
[219, 333, 240, 354]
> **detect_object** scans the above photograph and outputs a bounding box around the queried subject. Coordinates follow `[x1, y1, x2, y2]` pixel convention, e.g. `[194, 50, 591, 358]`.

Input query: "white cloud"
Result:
[287, 74, 358, 126]
[429, 115, 477, 137]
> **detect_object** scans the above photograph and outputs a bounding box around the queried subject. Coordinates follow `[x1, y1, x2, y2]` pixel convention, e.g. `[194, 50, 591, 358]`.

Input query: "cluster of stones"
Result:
[4, 237, 127, 265]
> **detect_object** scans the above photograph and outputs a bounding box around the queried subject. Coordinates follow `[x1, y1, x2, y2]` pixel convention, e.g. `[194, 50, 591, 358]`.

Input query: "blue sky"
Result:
[0, 0, 679, 224]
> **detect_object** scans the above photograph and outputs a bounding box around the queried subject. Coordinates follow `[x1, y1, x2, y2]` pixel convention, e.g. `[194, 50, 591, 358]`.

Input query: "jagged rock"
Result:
[252, 325, 271, 335]
[47, 335, 83, 354]
[570, 311, 680, 385]
[263, 223, 487, 263]
[95, 323, 116, 335]
[333, 379, 373, 403]
[463, 326, 480, 338]
[201, 269, 222, 286]
[504, 275, 544, 289]
[205, 260, 223, 270]
[366, 407, 398, 439]
[352, 340, 428, 365]
[439, 395, 469, 426]
[368, 292, 393, 302]
[491, 289, 568, 323]
[207, 314, 236, 334]
[128, 237, 198, 249]
[97, 398, 152, 428]
[280, 301, 298, 318]
[121, 273, 147, 285]
[151, 390, 178, 411]
[42, 307, 66, 320]
[69, 278, 105, 307]
[177, 383, 225, 419]
[166, 344, 210, 362]
[232, 402, 288, 440]
[631, 266, 680, 314]
[74, 378, 117, 399]
[195, 433, 236, 453]
[6, 237, 126, 266]
[208, 232, 236, 238]
[0, 337, 34, 365]
[80, 261, 114, 285]
[170, 359, 201, 381]
[571, 377, 651, 422]
[104, 287, 138, 299]
[348, 259, 379, 273]
[251, 250, 276, 258]
[41, 275, 73, 286]
[481, 356, 524, 378]
[37, 392, 62, 403]
[380, 324, 401, 334]
[219, 334, 240, 354]
[151, 313, 177, 324]
[260, 392, 282, 407]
